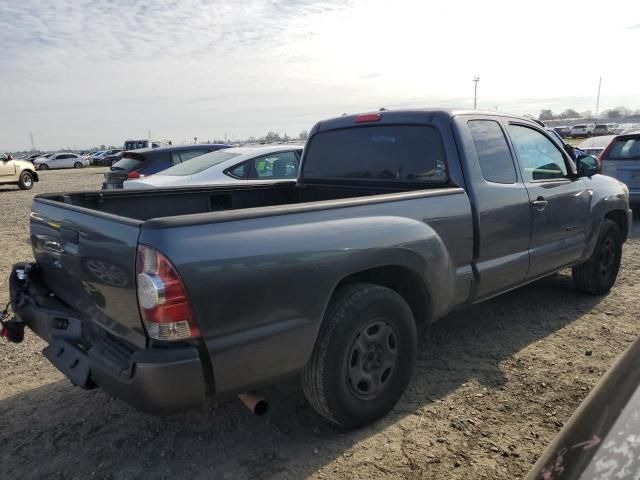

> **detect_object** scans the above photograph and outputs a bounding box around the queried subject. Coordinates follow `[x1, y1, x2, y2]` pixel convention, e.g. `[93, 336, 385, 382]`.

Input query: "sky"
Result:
[1, 0, 639, 151]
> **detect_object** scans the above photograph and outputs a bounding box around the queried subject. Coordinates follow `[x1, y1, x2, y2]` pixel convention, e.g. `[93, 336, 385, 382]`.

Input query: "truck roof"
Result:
[313, 108, 535, 133]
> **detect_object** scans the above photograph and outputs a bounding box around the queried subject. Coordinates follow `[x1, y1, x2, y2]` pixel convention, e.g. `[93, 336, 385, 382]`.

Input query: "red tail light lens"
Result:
[127, 170, 142, 179]
[136, 245, 199, 341]
[354, 113, 381, 123]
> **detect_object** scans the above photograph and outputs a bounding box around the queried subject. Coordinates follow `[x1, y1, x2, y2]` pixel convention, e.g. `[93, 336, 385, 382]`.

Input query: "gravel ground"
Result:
[0, 168, 639, 479]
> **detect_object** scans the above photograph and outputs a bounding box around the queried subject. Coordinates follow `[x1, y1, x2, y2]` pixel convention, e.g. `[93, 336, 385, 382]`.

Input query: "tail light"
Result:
[354, 113, 381, 123]
[127, 170, 143, 179]
[136, 245, 199, 341]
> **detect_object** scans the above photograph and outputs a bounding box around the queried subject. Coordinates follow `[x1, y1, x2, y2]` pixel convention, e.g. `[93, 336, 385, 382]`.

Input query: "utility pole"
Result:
[29, 132, 36, 151]
[148, 130, 151, 142]
[473, 76, 480, 109]
[594, 76, 602, 120]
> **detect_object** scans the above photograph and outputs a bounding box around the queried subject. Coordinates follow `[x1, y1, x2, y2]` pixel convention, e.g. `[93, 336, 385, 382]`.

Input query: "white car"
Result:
[569, 124, 595, 138]
[124, 145, 303, 189]
[33, 152, 90, 170]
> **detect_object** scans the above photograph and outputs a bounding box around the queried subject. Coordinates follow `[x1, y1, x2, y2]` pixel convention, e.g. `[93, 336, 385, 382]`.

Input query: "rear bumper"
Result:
[9, 263, 207, 414]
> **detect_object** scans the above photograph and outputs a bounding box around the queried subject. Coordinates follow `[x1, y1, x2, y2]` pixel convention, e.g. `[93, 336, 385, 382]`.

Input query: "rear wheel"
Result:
[572, 219, 622, 295]
[74, 161, 83, 168]
[18, 171, 34, 190]
[38, 163, 49, 171]
[302, 283, 417, 428]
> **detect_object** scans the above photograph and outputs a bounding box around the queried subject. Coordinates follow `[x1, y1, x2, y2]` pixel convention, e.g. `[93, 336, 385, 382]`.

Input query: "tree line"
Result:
[538, 106, 640, 121]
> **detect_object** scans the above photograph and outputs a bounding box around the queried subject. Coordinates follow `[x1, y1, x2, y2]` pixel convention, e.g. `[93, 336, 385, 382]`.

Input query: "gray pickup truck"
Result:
[7, 110, 631, 428]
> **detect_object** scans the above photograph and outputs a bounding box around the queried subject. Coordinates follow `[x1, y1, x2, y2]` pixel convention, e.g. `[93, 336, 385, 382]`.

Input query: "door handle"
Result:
[532, 196, 548, 211]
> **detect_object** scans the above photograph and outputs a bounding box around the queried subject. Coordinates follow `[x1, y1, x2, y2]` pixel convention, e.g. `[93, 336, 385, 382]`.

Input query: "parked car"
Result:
[7, 109, 630, 428]
[546, 128, 588, 161]
[577, 135, 616, 157]
[33, 152, 89, 170]
[599, 131, 640, 205]
[569, 124, 595, 138]
[24, 152, 43, 162]
[552, 126, 571, 138]
[124, 145, 302, 189]
[594, 123, 618, 136]
[613, 123, 640, 135]
[124, 139, 171, 151]
[0, 152, 39, 190]
[94, 149, 123, 167]
[102, 144, 231, 189]
[526, 336, 640, 479]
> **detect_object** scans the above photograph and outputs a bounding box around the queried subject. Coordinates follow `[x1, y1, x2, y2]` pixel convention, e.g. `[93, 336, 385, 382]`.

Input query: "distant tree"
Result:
[539, 109, 554, 121]
[580, 111, 592, 118]
[614, 106, 632, 117]
[298, 130, 309, 141]
[561, 109, 580, 119]
[522, 113, 535, 119]
[607, 110, 622, 120]
[265, 131, 281, 143]
[247, 136, 256, 143]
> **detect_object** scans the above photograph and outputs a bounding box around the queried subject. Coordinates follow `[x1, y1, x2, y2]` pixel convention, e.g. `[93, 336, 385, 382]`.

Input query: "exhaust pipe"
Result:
[238, 392, 269, 416]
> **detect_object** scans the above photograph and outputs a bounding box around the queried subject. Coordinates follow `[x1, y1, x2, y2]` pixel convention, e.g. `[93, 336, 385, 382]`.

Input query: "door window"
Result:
[171, 150, 207, 166]
[468, 120, 517, 184]
[508, 125, 568, 181]
[249, 151, 299, 179]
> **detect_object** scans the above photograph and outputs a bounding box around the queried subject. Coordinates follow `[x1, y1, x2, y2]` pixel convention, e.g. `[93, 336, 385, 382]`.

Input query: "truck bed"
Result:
[35, 181, 454, 223]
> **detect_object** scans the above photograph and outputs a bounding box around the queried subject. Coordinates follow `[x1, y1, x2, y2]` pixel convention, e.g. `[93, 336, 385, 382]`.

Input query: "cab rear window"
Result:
[606, 137, 640, 160]
[303, 125, 447, 183]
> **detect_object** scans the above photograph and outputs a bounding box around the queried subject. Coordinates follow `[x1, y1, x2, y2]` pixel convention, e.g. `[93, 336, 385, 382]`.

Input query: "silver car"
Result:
[600, 132, 640, 205]
[569, 123, 595, 138]
[124, 145, 303, 189]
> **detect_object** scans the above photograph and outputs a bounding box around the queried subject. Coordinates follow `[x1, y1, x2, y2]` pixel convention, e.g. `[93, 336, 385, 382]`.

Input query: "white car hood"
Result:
[123, 175, 192, 189]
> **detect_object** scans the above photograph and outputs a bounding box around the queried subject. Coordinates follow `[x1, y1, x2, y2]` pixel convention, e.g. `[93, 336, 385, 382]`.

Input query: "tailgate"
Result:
[29, 198, 146, 347]
[605, 159, 640, 189]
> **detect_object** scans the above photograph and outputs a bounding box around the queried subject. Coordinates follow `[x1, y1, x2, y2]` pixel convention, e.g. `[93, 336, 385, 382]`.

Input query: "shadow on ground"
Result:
[0, 271, 603, 479]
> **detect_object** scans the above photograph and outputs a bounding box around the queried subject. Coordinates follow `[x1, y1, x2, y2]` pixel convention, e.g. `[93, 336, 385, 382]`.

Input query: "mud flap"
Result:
[43, 339, 92, 388]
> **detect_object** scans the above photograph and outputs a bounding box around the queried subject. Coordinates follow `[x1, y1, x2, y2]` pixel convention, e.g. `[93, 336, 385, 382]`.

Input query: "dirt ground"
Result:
[1, 168, 639, 480]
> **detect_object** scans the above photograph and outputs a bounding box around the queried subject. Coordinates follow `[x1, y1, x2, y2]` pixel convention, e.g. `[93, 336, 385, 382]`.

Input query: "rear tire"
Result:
[18, 171, 34, 190]
[302, 283, 417, 428]
[38, 164, 49, 171]
[74, 161, 83, 168]
[572, 219, 622, 295]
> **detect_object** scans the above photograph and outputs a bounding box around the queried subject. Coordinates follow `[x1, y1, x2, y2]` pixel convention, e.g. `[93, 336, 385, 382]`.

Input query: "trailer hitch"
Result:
[1, 302, 24, 343]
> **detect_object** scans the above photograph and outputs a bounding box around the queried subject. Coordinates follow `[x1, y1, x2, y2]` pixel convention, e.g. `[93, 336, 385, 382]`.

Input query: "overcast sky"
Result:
[1, 0, 639, 151]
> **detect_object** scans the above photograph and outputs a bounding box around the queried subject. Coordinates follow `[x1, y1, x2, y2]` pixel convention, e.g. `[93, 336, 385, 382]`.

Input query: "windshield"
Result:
[157, 151, 241, 176]
[303, 125, 448, 183]
[573, 125, 586, 129]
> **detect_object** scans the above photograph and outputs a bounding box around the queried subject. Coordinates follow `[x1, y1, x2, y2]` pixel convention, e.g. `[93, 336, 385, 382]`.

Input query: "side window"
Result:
[508, 125, 568, 181]
[468, 120, 517, 184]
[227, 162, 248, 179]
[250, 151, 299, 179]
[172, 150, 206, 166]
[179, 150, 206, 162]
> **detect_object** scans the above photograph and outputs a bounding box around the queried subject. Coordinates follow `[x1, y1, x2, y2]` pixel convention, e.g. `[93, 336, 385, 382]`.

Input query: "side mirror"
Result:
[6, 154, 13, 160]
[577, 155, 601, 177]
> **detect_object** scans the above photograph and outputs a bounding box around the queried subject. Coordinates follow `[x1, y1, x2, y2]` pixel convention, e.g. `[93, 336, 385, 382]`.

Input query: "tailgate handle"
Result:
[60, 227, 80, 244]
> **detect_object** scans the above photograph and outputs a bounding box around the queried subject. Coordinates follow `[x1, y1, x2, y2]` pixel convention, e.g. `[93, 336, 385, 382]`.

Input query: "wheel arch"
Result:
[326, 264, 433, 336]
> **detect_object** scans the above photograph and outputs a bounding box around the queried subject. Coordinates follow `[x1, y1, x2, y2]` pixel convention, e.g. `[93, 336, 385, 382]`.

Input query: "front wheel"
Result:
[18, 171, 34, 190]
[302, 283, 417, 428]
[38, 163, 49, 171]
[572, 219, 622, 295]
[74, 161, 83, 168]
